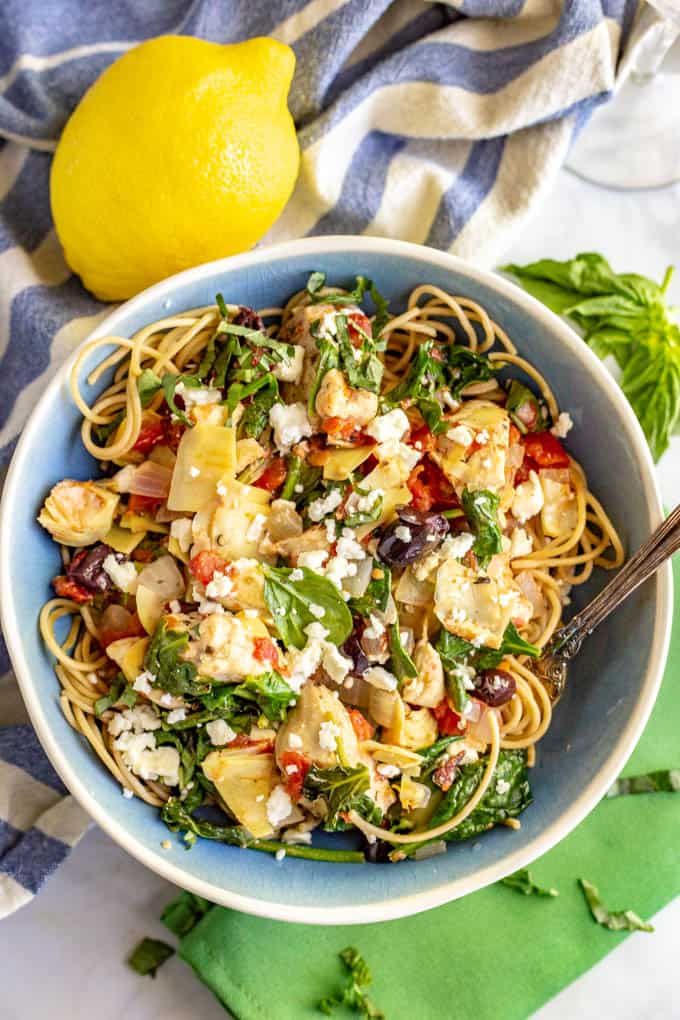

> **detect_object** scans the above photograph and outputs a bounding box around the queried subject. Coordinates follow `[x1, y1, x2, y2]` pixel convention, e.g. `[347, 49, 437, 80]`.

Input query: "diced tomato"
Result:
[189, 550, 227, 586]
[508, 423, 522, 446]
[514, 454, 537, 486]
[253, 457, 287, 492]
[98, 611, 146, 648]
[53, 574, 93, 604]
[408, 424, 436, 454]
[347, 707, 375, 742]
[132, 413, 166, 455]
[321, 417, 356, 441]
[128, 492, 164, 515]
[523, 431, 570, 469]
[253, 637, 280, 669]
[163, 419, 185, 452]
[407, 460, 460, 513]
[433, 755, 460, 792]
[434, 698, 465, 736]
[131, 545, 155, 563]
[280, 750, 311, 802]
[347, 311, 372, 346]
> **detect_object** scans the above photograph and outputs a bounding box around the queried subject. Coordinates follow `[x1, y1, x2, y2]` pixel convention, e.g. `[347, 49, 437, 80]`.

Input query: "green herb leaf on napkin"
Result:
[501, 868, 559, 897]
[578, 878, 654, 933]
[605, 768, 680, 797]
[319, 946, 385, 1019]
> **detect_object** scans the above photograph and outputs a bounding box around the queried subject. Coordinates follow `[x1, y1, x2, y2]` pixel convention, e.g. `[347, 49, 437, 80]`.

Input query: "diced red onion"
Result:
[128, 460, 172, 498]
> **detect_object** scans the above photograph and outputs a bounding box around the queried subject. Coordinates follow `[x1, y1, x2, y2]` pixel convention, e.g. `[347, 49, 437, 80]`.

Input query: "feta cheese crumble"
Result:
[269, 401, 313, 452]
[272, 344, 305, 383]
[550, 411, 573, 438]
[102, 554, 138, 594]
[318, 720, 341, 751]
[363, 666, 398, 691]
[366, 408, 410, 443]
[266, 784, 293, 828]
[307, 488, 343, 522]
[446, 424, 474, 447]
[512, 470, 544, 524]
[205, 571, 234, 599]
[205, 719, 237, 746]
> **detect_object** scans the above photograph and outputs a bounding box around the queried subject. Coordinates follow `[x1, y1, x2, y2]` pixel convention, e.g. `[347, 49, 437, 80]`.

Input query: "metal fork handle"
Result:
[552, 503, 680, 659]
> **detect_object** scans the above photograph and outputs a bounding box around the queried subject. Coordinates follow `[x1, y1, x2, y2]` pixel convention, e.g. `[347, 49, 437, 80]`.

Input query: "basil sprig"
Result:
[504, 253, 680, 461]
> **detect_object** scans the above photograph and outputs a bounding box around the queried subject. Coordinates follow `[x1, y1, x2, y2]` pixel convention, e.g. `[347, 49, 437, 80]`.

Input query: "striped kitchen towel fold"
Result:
[0, 0, 640, 917]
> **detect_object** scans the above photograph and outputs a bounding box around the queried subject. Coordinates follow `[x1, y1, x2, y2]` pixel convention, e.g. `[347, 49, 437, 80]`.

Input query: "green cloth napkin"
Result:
[177, 557, 679, 1020]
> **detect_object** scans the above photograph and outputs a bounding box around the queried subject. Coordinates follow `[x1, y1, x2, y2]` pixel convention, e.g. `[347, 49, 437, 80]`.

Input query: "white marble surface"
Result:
[1, 167, 679, 1019]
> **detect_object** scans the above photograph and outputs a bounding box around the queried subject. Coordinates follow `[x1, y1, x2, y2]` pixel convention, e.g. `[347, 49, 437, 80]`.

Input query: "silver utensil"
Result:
[536, 503, 680, 701]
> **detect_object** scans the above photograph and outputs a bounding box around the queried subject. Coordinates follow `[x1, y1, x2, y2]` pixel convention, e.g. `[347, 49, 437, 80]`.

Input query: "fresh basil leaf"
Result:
[306, 270, 326, 296]
[344, 489, 383, 528]
[232, 671, 297, 723]
[348, 561, 391, 618]
[461, 488, 502, 570]
[162, 373, 201, 427]
[579, 878, 654, 933]
[309, 336, 340, 416]
[136, 368, 163, 405]
[319, 946, 385, 1020]
[215, 292, 230, 319]
[335, 313, 383, 394]
[144, 620, 210, 697]
[606, 768, 680, 797]
[387, 623, 417, 684]
[160, 891, 211, 937]
[128, 937, 174, 977]
[500, 622, 540, 659]
[217, 320, 294, 364]
[262, 565, 353, 649]
[383, 339, 445, 414]
[501, 868, 559, 897]
[504, 256, 680, 462]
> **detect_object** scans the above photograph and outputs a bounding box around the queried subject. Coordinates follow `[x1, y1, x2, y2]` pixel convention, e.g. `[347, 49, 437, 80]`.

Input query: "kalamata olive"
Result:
[474, 668, 516, 707]
[233, 306, 265, 332]
[376, 507, 449, 566]
[341, 631, 369, 676]
[68, 543, 115, 593]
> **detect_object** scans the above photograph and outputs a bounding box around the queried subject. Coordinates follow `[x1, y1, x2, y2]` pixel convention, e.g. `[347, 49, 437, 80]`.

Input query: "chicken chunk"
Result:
[314, 368, 378, 427]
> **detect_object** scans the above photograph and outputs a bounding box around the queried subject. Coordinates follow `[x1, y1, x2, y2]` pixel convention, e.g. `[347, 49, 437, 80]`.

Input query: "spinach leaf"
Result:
[94, 673, 125, 717]
[144, 620, 210, 697]
[447, 346, 497, 398]
[501, 868, 559, 897]
[161, 797, 365, 863]
[606, 768, 680, 797]
[436, 749, 532, 842]
[578, 878, 654, 932]
[505, 379, 546, 433]
[418, 736, 461, 778]
[303, 763, 376, 828]
[319, 946, 385, 1020]
[387, 623, 417, 684]
[232, 671, 297, 723]
[280, 455, 323, 507]
[262, 565, 353, 649]
[160, 891, 211, 937]
[446, 668, 470, 714]
[500, 622, 541, 659]
[383, 339, 446, 432]
[461, 488, 502, 570]
[128, 937, 174, 977]
[504, 255, 680, 461]
[348, 562, 391, 618]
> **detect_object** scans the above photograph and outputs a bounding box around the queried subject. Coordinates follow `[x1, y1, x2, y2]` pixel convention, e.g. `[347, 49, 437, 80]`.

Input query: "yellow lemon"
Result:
[50, 35, 299, 301]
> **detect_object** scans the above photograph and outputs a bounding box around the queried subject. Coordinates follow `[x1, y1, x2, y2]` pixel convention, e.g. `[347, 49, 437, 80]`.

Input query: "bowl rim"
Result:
[0, 235, 672, 925]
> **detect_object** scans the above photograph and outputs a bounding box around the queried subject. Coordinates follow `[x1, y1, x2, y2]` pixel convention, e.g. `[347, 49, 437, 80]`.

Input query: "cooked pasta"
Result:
[37, 273, 623, 862]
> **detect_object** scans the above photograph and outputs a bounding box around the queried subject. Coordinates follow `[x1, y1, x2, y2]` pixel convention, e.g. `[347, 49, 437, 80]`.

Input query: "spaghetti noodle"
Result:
[37, 274, 623, 861]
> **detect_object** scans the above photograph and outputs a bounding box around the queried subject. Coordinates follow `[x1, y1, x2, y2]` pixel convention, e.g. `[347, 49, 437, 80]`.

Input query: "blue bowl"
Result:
[0, 238, 672, 924]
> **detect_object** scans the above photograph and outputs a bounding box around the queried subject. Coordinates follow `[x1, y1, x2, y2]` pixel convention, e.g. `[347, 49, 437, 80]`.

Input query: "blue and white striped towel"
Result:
[0, 0, 640, 917]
